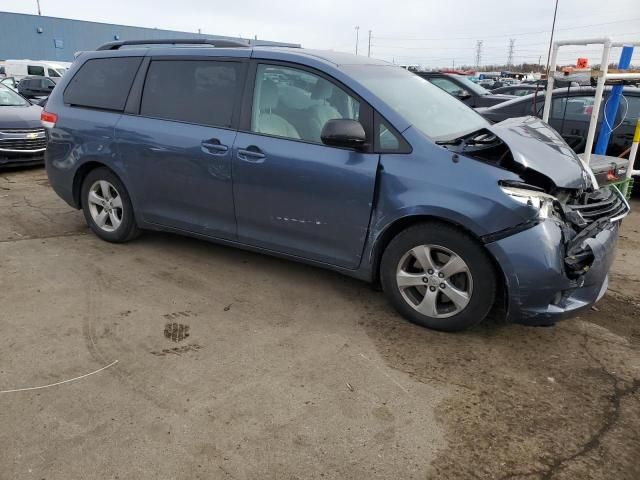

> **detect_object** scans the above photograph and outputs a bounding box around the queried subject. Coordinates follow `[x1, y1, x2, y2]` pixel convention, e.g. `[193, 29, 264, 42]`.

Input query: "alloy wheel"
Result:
[396, 244, 473, 318]
[87, 180, 123, 233]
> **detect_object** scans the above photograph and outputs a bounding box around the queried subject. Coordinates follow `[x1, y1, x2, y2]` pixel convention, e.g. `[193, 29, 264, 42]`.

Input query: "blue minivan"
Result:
[43, 39, 629, 331]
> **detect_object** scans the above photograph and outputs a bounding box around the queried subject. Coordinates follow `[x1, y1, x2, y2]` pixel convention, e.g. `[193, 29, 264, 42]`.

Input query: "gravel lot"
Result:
[1, 167, 639, 479]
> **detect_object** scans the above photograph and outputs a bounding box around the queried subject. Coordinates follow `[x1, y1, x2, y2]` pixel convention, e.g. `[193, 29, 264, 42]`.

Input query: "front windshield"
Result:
[452, 75, 490, 96]
[0, 84, 29, 106]
[345, 65, 489, 142]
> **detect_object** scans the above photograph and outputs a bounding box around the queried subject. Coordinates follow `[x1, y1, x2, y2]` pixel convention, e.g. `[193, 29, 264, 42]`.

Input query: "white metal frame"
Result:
[542, 38, 640, 166]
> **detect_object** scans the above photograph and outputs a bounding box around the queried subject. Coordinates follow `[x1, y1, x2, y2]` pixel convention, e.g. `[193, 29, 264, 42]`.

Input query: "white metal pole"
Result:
[583, 39, 612, 166]
[542, 43, 558, 123]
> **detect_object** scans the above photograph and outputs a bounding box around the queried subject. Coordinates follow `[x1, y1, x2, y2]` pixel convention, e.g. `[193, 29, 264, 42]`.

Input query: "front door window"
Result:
[251, 64, 360, 144]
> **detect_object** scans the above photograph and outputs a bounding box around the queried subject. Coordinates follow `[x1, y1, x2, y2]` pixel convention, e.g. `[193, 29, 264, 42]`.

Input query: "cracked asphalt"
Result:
[1, 167, 639, 479]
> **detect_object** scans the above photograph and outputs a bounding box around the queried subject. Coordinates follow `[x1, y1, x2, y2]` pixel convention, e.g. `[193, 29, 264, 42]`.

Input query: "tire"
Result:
[380, 222, 496, 332]
[80, 167, 140, 243]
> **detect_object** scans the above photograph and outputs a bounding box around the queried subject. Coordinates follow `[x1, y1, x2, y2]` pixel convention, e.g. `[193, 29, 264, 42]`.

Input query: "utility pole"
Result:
[475, 40, 483, 69]
[36, 0, 41, 15]
[367, 30, 372, 57]
[355, 26, 360, 55]
[545, 0, 560, 78]
[507, 39, 515, 68]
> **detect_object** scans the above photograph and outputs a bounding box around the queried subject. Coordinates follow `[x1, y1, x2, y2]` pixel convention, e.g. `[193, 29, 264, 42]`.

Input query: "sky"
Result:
[2, 0, 640, 68]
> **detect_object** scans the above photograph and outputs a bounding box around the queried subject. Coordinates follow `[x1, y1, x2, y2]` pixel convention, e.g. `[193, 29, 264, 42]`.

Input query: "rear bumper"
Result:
[486, 216, 620, 325]
[44, 150, 77, 208]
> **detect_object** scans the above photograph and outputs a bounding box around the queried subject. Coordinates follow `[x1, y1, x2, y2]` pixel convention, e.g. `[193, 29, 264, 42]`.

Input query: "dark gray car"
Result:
[416, 72, 516, 107]
[0, 84, 46, 167]
[491, 84, 542, 96]
[17, 76, 58, 99]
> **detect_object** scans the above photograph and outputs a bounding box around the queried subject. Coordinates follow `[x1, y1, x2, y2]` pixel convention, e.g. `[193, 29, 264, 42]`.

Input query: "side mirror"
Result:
[321, 119, 366, 149]
[456, 90, 471, 100]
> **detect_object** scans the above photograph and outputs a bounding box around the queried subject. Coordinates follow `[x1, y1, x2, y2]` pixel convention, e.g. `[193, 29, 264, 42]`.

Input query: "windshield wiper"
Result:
[435, 138, 463, 146]
[436, 130, 499, 149]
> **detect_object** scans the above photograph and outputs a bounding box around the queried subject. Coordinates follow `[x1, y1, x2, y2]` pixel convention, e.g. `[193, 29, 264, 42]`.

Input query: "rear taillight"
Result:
[41, 111, 58, 129]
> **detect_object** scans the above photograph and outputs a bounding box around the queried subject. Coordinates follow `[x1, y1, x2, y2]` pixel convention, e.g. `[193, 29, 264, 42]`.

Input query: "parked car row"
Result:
[41, 39, 628, 333]
[415, 71, 636, 178]
[0, 59, 70, 81]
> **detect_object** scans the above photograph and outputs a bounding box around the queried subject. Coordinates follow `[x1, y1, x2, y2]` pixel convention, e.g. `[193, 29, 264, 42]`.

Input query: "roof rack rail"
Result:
[96, 38, 250, 51]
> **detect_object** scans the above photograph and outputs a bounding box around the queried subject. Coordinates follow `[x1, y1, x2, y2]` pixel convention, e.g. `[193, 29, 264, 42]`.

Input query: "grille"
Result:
[567, 187, 628, 224]
[0, 128, 47, 151]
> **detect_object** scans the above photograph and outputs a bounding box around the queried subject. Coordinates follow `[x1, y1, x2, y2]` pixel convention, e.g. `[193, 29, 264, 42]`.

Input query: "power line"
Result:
[372, 17, 640, 42]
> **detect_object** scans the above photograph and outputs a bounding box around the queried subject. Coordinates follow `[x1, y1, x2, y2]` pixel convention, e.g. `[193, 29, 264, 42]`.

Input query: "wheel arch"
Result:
[72, 161, 124, 209]
[370, 214, 509, 315]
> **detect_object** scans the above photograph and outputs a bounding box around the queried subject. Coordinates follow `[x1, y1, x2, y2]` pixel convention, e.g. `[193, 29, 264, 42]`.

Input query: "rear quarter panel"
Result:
[44, 51, 143, 207]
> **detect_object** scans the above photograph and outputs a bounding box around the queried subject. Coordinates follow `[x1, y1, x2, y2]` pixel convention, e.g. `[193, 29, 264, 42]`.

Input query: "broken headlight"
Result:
[500, 186, 557, 219]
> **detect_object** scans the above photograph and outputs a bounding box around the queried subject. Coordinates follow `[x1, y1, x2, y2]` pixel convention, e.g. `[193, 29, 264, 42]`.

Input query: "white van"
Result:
[3, 60, 71, 81]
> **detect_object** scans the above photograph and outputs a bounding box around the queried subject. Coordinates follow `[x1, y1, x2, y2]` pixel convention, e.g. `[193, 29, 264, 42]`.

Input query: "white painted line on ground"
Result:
[0, 360, 118, 394]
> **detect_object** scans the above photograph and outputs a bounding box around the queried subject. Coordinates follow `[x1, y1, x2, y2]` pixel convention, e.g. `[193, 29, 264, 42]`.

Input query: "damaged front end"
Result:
[485, 182, 629, 324]
[499, 181, 629, 281]
[561, 186, 630, 277]
[443, 116, 629, 283]
[444, 116, 631, 324]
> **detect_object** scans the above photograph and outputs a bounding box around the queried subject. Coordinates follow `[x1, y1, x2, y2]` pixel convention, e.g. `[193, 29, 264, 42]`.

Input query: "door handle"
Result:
[201, 138, 229, 155]
[237, 146, 266, 163]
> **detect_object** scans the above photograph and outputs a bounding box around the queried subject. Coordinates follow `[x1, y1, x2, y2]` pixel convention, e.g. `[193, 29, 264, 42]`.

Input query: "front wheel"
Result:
[380, 223, 497, 332]
[81, 167, 140, 243]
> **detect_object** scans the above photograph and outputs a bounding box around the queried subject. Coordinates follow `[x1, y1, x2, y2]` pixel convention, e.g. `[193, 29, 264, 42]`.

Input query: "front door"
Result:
[232, 63, 379, 269]
[117, 58, 246, 239]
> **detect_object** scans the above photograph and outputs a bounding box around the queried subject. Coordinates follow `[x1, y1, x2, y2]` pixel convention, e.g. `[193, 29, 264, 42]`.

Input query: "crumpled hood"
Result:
[486, 116, 589, 189]
[0, 104, 43, 130]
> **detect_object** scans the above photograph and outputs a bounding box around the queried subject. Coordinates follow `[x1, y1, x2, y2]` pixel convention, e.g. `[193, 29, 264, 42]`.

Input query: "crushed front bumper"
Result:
[486, 188, 628, 325]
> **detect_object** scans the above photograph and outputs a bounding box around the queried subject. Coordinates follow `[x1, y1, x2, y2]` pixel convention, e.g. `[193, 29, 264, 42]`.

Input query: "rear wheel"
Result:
[81, 167, 140, 243]
[380, 223, 496, 332]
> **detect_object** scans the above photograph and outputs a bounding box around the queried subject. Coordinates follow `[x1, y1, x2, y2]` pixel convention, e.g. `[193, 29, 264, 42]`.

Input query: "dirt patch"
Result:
[163, 322, 190, 342]
[150, 344, 202, 356]
[362, 294, 640, 479]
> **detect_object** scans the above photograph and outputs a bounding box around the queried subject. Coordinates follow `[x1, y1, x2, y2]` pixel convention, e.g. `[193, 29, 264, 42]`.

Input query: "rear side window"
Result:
[140, 60, 241, 128]
[28, 65, 45, 76]
[551, 96, 595, 121]
[64, 57, 142, 111]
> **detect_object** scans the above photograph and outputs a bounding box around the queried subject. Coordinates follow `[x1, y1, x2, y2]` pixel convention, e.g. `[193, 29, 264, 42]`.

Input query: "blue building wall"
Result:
[0, 12, 298, 62]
